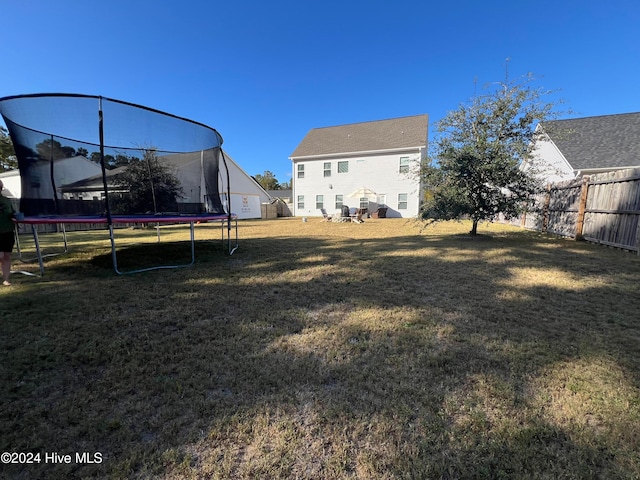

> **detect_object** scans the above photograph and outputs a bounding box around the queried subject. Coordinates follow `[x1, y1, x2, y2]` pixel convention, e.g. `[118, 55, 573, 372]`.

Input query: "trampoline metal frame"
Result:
[13, 214, 238, 276]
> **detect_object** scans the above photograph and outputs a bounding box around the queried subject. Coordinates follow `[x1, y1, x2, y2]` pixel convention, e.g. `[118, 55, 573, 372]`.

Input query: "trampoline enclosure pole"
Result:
[220, 149, 234, 253]
[98, 97, 112, 225]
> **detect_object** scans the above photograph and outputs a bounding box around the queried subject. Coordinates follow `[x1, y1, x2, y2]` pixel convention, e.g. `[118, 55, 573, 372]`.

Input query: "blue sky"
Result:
[1, 1, 639, 184]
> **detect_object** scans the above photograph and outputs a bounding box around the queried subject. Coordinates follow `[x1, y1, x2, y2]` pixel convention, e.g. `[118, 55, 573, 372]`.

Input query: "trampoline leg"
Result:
[190, 221, 196, 264]
[15, 223, 68, 265]
[10, 224, 39, 277]
[229, 218, 238, 255]
[61, 224, 68, 253]
[109, 222, 197, 275]
[220, 218, 238, 255]
[109, 225, 122, 275]
[14, 224, 23, 260]
[33, 225, 45, 276]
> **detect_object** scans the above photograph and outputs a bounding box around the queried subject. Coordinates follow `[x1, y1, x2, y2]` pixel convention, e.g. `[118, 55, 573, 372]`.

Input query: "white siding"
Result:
[1, 156, 103, 200]
[527, 133, 575, 183]
[217, 152, 272, 219]
[291, 149, 424, 218]
[0, 170, 21, 198]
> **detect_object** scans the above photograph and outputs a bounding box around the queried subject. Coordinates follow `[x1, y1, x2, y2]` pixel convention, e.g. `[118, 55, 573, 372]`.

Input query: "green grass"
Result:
[1, 218, 640, 479]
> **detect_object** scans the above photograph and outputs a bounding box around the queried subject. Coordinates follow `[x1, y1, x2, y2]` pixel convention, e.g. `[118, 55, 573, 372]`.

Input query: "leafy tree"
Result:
[109, 149, 183, 214]
[35, 138, 77, 160]
[89, 151, 102, 164]
[421, 72, 562, 235]
[0, 126, 18, 171]
[89, 152, 134, 168]
[254, 170, 280, 190]
[112, 154, 135, 168]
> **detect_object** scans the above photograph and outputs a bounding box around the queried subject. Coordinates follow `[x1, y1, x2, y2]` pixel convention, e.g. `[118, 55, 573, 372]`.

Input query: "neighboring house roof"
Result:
[290, 114, 429, 159]
[267, 189, 291, 200]
[62, 166, 127, 192]
[541, 112, 640, 171]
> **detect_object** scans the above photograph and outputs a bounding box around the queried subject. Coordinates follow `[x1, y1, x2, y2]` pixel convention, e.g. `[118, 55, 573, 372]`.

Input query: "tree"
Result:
[0, 126, 18, 171]
[254, 170, 281, 190]
[35, 138, 77, 160]
[109, 149, 183, 214]
[421, 72, 563, 235]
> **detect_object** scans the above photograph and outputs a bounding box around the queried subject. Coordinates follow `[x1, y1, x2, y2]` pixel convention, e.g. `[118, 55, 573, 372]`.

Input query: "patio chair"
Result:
[347, 207, 364, 223]
[332, 205, 351, 222]
[371, 207, 388, 219]
[320, 208, 332, 221]
[348, 207, 364, 223]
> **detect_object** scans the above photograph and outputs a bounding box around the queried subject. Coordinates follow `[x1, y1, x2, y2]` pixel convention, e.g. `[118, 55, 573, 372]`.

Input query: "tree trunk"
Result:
[470, 219, 478, 235]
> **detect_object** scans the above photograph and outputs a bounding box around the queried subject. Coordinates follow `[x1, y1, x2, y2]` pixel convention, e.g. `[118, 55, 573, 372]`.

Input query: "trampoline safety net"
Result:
[0, 94, 228, 219]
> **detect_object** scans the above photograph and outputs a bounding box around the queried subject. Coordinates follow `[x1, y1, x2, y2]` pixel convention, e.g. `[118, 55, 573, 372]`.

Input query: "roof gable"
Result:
[290, 114, 428, 159]
[541, 112, 640, 171]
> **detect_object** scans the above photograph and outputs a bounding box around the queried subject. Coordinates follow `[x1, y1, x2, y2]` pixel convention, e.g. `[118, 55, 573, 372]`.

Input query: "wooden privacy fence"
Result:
[517, 167, 640, 253]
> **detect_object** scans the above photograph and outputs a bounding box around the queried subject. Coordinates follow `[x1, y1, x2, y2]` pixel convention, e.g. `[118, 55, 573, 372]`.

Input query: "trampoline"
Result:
[0, 93, 238, 275]
[14, 214, 237, 275]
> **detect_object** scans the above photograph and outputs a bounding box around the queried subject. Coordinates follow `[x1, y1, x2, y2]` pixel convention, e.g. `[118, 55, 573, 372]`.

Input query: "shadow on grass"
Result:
[1, 228, 639, 478]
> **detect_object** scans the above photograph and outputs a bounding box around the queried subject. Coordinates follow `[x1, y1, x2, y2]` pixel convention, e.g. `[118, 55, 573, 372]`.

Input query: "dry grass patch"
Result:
[1, 217, 640, 479]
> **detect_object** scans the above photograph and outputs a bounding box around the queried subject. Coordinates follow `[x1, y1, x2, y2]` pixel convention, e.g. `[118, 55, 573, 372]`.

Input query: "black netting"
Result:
[0, 94, 226, 218]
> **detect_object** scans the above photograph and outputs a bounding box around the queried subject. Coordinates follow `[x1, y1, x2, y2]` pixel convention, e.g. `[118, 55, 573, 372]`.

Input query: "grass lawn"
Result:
[1, 217, 640, 479]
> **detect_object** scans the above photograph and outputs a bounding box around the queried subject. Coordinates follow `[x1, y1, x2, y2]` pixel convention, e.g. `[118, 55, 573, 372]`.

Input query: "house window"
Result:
[335, 194, 343, 210]
[297, 195, 304, 209]
[359, 197, 369, 209]
[324, 162, 331, 177]
[338, 161, 349, 173]
[316, 195, 324, 210]
[297, 164, 305, 178]
[399, 157, 410, 173]
[398, 193, 408, 210]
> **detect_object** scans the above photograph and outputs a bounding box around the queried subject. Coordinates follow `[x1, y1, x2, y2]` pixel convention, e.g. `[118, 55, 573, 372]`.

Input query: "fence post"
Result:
[541, 184, 551, 233]
[575, 175, 590, 240]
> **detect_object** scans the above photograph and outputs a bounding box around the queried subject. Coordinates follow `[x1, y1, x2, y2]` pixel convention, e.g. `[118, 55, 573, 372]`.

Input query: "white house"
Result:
[526, 112, 640, 182]
[3, 155, 103, 200]
[0, 168, 20, 198]
[289, 115, 428, 218]
[217, 151, 273, 219]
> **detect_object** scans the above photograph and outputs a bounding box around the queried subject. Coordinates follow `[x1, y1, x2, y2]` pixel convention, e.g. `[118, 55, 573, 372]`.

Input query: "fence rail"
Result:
[515, 167, 640, 253]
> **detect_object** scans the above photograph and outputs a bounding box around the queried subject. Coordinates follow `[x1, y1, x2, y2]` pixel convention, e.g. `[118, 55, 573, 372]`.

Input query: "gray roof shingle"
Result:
[290, 114, 429, 158]
[542, 112, 640, 171]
